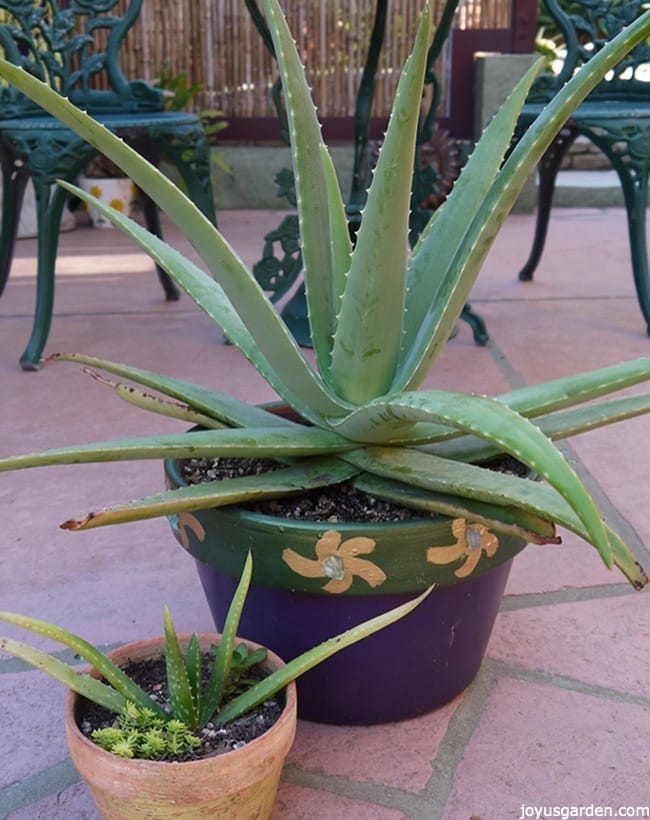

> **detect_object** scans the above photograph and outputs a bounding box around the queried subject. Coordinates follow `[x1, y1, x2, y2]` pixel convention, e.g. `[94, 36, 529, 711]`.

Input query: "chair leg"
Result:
[139, 123, 217, 301]
[518, 125, 577, 282]
[137, 187, 181, 301]
[617, 166, 650, 335]
[579, 120, 650, 335]
[148, 122, 217, 225]
[19, 181, 69, 370]
[0, 160, 29, 297]
[460, 303, 489, 346]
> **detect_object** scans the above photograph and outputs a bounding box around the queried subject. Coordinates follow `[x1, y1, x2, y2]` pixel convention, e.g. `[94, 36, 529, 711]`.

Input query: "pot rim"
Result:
[64, 632, 298, 771]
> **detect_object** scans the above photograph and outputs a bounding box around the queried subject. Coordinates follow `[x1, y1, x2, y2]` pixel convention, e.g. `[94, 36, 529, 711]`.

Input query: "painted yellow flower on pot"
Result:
[427, 519, 499, 579]
[283, 530, 387, 594]
[169, 512, 206, 550]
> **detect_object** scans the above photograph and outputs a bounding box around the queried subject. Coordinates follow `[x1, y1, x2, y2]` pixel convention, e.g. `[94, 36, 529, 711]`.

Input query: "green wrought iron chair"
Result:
[512, 0, 650, 334]
[0, 0, 216, 370]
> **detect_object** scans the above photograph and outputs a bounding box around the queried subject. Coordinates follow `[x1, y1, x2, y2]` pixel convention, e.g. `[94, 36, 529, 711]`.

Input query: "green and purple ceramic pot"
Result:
[165, 457, 527, 725]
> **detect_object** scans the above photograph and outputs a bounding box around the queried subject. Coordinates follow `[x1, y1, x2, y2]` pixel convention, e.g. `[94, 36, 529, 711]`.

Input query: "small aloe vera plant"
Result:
[0, 554, 431, 759]
[0, 1, 649, 587]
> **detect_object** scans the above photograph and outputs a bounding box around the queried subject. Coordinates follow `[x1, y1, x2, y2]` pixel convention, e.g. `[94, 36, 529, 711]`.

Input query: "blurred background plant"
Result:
[156, 63, 232, 175]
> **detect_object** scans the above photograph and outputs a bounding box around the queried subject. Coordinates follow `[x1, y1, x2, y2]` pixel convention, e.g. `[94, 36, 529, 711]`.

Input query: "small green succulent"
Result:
[91, 703, 202, 759]
[0, 1, 649, 588]
[0, 553, 431, 759]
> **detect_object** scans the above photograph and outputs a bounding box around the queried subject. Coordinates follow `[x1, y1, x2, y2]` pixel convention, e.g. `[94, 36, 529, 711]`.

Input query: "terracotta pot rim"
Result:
[64, 632, 298, 771]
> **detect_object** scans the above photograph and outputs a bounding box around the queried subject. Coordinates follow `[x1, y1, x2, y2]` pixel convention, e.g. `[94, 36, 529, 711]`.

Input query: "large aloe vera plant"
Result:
[0, 0, 649, 588]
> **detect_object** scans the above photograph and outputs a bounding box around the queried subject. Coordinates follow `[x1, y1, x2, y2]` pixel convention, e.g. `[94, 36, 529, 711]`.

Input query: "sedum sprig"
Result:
[91, 703, 201, 759]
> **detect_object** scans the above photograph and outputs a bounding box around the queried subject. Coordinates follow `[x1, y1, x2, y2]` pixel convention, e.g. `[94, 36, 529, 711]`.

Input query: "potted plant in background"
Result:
[0, 1, 649, 724]
[77, 153, 136, 229]
[0, 553, 429, 818]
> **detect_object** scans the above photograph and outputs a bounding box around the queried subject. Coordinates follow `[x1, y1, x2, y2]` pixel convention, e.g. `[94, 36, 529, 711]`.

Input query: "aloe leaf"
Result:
[61, 457, 360, 530]
[49, 353, 296, 430]
[163, 608, 199, 728]
[396, 12, 650, 389]
[0, 612, 166, 718]
[348, 452, 646, 588]
[260, 0, 351, 373]
[330, 4, 432, 403]
[352, 473, 559, 544]
[185, 633, 202, 717]
[0, 427, 354, 472]
[529, 393, 650, 438]
[342, 445, 590, 547]
[344, 445, 576, 516]
[0, 59, 348, 420]
[332, 391, 613, 565]
[334, 358, 650, 449]
[0, 637, 128, 714]
[434, 393, 650, 463]
[201, 552, 253, 726]
[607, 529, 649, 591]
[215, 584, 434, 725]
[496, 358, 650, 417]
[85, 370, 226, 430]
[58, 181, 345, 425]
[389, 357, 650, 448]
[397, 59, 543, 375]
[320, 144, 353, 316]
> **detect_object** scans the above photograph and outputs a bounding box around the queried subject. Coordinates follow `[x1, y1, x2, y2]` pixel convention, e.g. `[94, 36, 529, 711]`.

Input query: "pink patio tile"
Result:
[442, 679, 650, 819]
[488, 595, 649, 698]
[475, 209, 638, 302]
[420, 336, 512, 395]
[505, 529, 629, 596]
[288, 695, 460, 791]
[483, 296, 650, 386]
[2, 454, 212, 645]
[272, 784, 410, 820]
[569, 418, 650, 548]
[0, 673, 68, 789]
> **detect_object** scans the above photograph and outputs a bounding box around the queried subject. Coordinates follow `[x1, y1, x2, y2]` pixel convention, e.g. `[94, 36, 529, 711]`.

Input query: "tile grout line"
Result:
[500, 582, 636, 611]
[418, 670, 500, 820]
[485, 657, 650, 709]
[0, 759, 81, 820]
[280, 766, 431, 819]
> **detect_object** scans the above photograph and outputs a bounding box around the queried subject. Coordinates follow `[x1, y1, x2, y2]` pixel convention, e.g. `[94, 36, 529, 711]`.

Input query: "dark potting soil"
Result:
[181, 456, 431, 522]
[78, 654, 284, 763]
[180, 454, 527, 523]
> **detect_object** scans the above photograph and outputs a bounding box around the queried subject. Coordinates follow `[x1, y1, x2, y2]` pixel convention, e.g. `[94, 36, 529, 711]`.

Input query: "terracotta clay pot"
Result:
[64, 633, 297, 819]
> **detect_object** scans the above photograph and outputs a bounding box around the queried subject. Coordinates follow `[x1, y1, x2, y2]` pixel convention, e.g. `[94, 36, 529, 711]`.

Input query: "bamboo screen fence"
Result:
[120, 0, 513, 122]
